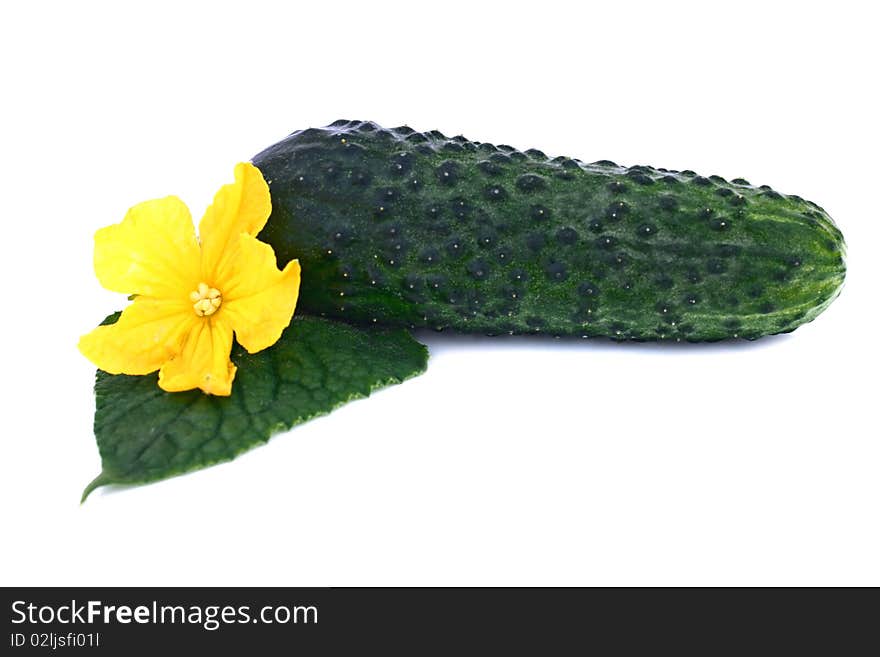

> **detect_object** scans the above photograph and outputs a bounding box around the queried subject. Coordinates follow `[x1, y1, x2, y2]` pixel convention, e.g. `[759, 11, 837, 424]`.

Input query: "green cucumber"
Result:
[252, 120, 845, 341]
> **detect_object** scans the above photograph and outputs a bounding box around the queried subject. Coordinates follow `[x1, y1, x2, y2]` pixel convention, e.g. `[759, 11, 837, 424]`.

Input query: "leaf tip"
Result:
[81, 472, 112, 503]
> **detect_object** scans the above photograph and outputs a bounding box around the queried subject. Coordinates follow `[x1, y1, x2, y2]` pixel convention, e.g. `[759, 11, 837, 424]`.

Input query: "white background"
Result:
[1, 1, 877, 586]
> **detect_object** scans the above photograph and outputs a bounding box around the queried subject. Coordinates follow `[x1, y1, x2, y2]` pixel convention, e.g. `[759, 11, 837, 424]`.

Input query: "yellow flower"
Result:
[78, 162, 300, 396]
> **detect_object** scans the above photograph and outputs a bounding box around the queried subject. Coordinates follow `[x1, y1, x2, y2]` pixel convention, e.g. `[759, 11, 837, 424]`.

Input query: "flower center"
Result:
[189, 282, 222, 317]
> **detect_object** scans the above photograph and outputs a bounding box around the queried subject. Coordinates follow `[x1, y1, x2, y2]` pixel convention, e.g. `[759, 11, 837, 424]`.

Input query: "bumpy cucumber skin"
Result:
[253, 120, 846, 341]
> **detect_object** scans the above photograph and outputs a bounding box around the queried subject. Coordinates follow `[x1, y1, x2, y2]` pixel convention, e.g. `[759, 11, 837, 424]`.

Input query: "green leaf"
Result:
[82, 316, 428, 501]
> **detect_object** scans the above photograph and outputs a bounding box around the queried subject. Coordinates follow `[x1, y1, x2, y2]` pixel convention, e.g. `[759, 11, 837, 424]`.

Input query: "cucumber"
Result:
[252, 120, 845, 341]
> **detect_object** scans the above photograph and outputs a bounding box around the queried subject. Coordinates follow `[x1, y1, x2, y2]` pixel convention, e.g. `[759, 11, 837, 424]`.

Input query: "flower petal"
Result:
[78, 297, 196, 375]
[94, 196, 201, 297]
[158, 317, 236, 395]
[199, 162, 272, 285]
[221, 234, 300, 354]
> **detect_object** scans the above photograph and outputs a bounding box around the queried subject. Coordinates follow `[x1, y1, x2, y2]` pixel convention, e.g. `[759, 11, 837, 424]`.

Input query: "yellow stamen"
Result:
[190, 282, 222, 317]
